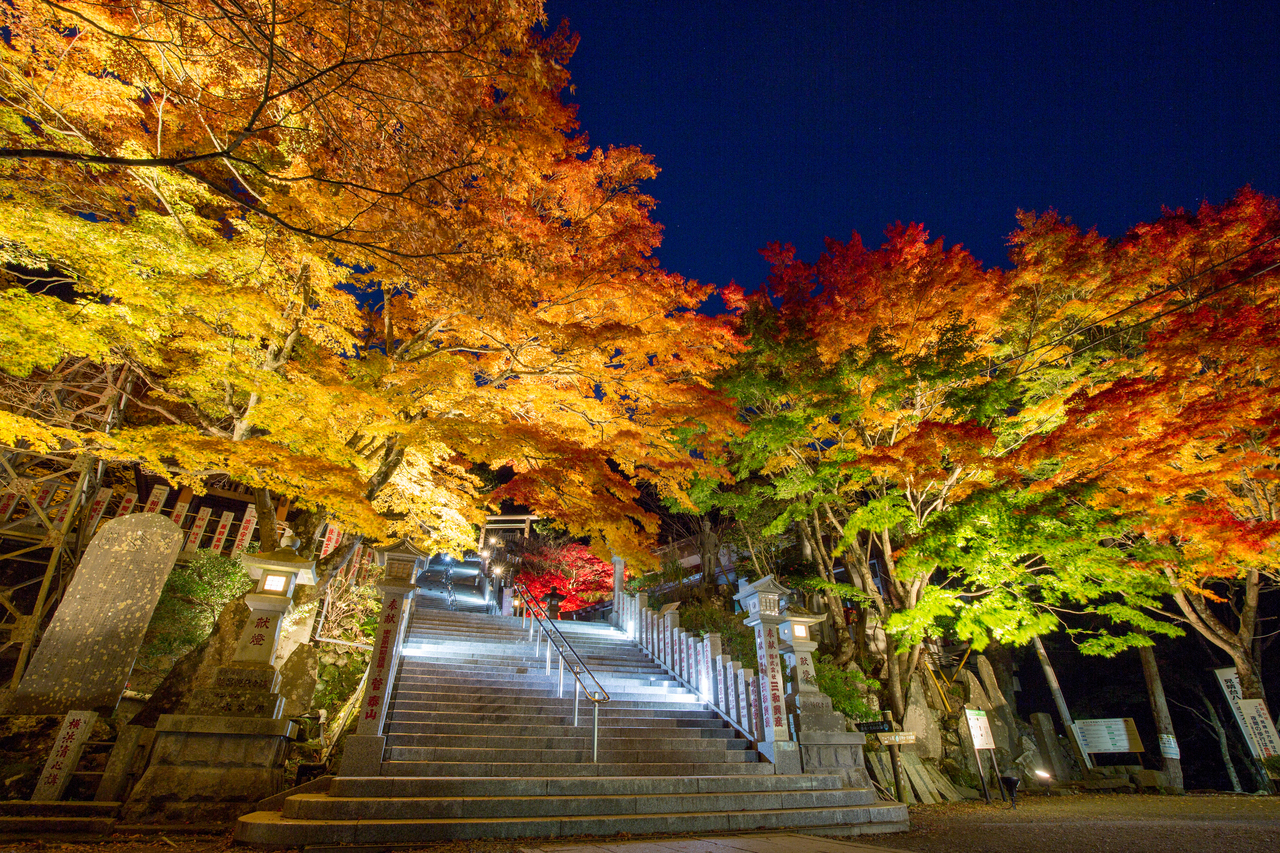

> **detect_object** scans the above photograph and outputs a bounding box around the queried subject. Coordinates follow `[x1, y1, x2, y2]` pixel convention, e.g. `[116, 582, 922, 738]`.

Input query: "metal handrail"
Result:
[512, 579, 610, 762]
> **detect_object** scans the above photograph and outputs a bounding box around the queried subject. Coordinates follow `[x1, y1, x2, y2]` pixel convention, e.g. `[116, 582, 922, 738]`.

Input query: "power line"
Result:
[995, 230, 1280, 379]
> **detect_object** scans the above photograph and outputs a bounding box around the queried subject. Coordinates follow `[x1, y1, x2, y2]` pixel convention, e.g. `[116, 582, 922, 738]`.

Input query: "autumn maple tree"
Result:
[702, 225, 1013, 721]
[509, 539, 615, 614]
[0, 0, 739, 563]
[1009, 189, 1280, 702]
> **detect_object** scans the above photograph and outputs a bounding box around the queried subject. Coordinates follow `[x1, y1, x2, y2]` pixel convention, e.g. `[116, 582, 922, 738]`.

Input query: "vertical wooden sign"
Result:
[169, 487, 193, 526]
[142, 485, 169, 514]
[230, 506, 257, 556]
[115, 491, 138, 517]
[31, 711, 99, 801]
[319, 523, 343, 558]
[208, 510, 235, 553]
[83, 487, 113, 537]
[185, 506, 213, 551]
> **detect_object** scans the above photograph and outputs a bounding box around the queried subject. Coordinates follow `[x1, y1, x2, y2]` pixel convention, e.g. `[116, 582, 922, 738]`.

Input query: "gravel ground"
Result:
[0, 795, 1276, 853]
[891, 792, 1280, 853]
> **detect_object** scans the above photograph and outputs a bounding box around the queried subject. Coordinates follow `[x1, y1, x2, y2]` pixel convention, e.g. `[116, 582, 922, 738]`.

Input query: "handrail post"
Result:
[593, 698, 600, 763]
[574, 677, 580, 726]
[545, 631, 552, 674]
[558, 651, 564, 697]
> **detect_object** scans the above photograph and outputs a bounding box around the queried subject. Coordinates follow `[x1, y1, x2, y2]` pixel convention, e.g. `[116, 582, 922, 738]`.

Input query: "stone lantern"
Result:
[778, 600, 873, 789]
[124, 534, 316, 822]
[734, 575, 800, 773]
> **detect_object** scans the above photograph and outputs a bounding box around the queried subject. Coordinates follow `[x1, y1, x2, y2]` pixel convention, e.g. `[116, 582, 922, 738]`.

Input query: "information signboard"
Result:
[1072, 718, 1144, 753]
[855, 720, 893, 734]
[1215, 667, 1280, 759]
[965, 708, 996, 749]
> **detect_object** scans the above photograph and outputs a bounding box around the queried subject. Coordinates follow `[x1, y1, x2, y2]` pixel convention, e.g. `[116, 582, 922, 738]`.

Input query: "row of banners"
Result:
[1, 481, 347, 560]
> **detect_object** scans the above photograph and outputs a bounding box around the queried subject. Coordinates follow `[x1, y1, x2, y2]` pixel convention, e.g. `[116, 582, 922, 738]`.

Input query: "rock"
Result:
[975, 655, 1019, 755]
[953, 784, 982, 800]
[1030, 712, 1074, 782]
[1131, 769, 1167, 791]
[903, 673, 943, 760]
[278, 643, 319, 717]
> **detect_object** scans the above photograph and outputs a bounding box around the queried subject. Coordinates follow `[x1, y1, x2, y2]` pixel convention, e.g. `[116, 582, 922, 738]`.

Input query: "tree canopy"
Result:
[1, 0, 739, 561]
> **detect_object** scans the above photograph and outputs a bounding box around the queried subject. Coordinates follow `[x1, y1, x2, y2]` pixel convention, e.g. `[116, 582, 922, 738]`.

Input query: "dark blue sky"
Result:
[542, 1, 1280, 293]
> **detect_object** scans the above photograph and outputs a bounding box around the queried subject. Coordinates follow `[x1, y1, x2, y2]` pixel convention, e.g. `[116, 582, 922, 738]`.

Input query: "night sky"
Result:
[542, 1, 1280, 295]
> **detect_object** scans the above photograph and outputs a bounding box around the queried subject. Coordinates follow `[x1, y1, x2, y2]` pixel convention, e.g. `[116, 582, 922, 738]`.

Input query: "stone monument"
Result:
[11, 513, 184, 802]
[122, 537, 315, 822]
[11, 514, 185, 715]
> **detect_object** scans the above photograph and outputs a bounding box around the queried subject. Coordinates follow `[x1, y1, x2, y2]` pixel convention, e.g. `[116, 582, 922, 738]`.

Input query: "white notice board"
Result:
[1072, 718, 1144, 753]
[1215, 667, 1280, 759]
[965, 708, 996, 749]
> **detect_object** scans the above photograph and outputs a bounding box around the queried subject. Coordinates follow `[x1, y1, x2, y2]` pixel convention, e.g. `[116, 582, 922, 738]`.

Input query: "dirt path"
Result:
[890, 793, 1280, 853]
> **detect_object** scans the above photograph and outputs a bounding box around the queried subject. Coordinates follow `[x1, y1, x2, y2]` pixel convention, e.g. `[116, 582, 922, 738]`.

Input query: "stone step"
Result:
[389, 689, 702, 709]
[327, 773, 843, 798]
[237, 801, 908, 844]
[381, 722, 739, 741]
[0, 801, 120, 817]
[382, 744, 755, 764]
[400, 648, 657, 669]
[282, 787, 872, 820]
[383, 711, 731, 732]
[386, 702, 723, 722]
[376, 760, 777, 778]
[393, 674, 685, 694]
[389, 687, 700, 707]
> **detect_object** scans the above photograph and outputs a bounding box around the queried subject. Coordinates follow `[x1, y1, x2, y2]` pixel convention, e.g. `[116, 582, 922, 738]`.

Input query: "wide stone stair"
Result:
[236, 606, 906, 845]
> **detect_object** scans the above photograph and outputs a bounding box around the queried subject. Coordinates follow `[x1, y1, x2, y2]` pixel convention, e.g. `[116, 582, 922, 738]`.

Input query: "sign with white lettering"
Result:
[1215, 667, 1280, 759]
[878, 732, 916, 745]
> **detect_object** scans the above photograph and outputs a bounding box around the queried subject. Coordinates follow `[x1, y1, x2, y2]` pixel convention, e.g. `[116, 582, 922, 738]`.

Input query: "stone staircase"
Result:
[236, 606, 906, 844]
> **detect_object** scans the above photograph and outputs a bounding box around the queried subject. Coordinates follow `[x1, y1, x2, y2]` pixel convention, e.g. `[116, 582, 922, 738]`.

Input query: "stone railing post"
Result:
[702, 633, 721, 705]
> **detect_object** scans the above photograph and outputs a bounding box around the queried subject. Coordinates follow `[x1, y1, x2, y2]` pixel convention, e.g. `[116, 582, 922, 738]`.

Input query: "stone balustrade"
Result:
[617, 590, 767, 745]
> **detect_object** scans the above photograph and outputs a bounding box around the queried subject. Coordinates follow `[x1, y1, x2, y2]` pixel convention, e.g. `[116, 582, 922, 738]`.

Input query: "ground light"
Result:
[999, 775, 1021, 809]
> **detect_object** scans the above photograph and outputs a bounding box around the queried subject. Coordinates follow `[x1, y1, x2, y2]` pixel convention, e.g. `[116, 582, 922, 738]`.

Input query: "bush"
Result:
[812, 655, 879, 722]
[131, 549, 252, 693]
[672, 600, 757, 670]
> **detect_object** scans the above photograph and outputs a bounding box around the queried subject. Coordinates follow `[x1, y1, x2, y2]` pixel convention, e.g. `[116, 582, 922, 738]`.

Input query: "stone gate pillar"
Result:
[735, 575, 800, 773]
[339, 540, 420, 776]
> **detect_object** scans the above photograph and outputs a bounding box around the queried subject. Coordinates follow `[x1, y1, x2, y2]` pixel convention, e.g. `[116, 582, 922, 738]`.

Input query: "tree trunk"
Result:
[1200, 688, 1244, 792]
[1138, 643, 1184, 791]
[254, 486, 280, 552]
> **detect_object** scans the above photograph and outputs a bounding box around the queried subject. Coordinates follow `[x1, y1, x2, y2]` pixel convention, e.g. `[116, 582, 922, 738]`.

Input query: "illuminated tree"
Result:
[0, 0, 739, 561]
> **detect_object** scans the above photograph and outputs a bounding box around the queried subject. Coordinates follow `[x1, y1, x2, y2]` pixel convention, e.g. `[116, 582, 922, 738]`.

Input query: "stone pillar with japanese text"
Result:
[735, 575, 801, 773]
[338, 540, 420, 776]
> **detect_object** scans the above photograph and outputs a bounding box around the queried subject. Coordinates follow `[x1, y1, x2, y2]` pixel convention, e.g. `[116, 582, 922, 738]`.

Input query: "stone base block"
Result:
[756, 740, 802, 775]
[186, 687, 284, 718]
[798, 729, 873, 789]
[338, 735, 386, 777]
[121, 714, 297, 824]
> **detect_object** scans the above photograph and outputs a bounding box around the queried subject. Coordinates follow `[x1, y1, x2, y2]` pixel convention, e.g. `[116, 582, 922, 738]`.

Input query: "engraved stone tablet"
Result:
[12, 514, 184, 714]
